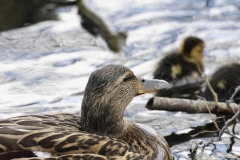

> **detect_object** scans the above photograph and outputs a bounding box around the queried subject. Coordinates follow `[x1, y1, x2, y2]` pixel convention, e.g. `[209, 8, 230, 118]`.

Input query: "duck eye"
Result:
[141, 79, 146, 83]
[123, 77, 128, 82]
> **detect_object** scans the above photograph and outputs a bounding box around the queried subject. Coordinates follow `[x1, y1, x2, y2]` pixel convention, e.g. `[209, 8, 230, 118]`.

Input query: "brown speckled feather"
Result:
[0, 114, 171, 160]
[121, 123, 172, 159]
[15, 154, 111, 160]
[0, 65, 172, 160]
[0, 114, 82, 159]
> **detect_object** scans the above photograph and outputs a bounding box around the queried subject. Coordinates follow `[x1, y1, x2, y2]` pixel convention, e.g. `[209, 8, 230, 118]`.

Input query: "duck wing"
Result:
[15, 154, 109, 160]
[154, 53, 201, 83]
[0, 113, 82, 132]
[0, 113, 81, 159]
[0, 114, 144, 159]
[17, 130, 127, 154]
[4, 129, 141, 159]
[0, 115, 170, 160]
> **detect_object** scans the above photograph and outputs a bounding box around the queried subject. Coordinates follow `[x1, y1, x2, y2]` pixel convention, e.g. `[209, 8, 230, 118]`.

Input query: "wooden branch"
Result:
[203, 74, 219, 107]
[218, 86, 240, 140]
[191, 129, 220, 137]
[190, 96, 221, 138]
[149, 97, 239, 114]
[228, 86, 240, 104]
[188, 86, 240, 159]
[226, 86, 240, 113]
[78, 0, 126, 53]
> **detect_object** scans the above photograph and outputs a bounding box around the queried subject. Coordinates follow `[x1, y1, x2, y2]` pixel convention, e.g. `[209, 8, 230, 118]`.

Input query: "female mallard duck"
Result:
[204, 63, 240, 103]
[0, 65, 172, 160]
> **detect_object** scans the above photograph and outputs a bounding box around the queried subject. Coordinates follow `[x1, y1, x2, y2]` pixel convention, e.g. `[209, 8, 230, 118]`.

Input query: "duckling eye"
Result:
[141, 79, 146, 83]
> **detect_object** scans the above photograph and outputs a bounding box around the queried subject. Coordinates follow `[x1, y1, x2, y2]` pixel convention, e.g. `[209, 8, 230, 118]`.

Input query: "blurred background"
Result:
[0, 0, 240, 159]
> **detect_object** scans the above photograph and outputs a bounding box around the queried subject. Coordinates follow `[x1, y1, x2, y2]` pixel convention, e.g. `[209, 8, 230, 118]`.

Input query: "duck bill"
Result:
[136, 78, 169, 96]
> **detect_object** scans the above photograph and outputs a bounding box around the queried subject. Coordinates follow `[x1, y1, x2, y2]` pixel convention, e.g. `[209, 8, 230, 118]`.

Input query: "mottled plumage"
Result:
[0, 65, 172, 160]
[204, 63, 240, 103]
[154, 53, 203, 83]
[153, 37, 204, 100]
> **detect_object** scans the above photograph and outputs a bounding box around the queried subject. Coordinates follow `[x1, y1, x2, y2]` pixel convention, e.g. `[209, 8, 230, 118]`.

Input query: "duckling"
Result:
[204, 63, 240, 104]
[154, 36, 204, 98]
[146, 36, 204, 109]
[0, 65, 172, 160]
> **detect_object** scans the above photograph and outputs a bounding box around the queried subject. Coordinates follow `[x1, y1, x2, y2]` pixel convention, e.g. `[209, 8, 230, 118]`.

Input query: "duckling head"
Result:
[179, 36, 205, 70]
[81, 65, 168, 137]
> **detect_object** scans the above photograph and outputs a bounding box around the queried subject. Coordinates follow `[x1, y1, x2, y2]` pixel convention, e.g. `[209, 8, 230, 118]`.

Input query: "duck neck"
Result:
[81, 94, 129, 138]
[184, 56, 204, 73]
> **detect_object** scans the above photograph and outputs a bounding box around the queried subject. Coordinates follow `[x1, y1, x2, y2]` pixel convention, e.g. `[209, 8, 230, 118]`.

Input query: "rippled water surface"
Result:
[1, 0, 240, 159]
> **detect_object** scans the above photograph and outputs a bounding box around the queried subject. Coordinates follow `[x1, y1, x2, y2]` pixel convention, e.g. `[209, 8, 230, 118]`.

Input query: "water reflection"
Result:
[0, 0, 240, 159]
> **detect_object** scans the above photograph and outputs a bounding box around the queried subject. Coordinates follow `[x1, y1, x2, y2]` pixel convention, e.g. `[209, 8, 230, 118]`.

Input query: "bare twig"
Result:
[191, 130, 220, 137]
[191, 96, 221, 138]
[226, 86, 240, 113]
[218, 86, 240, 141]
[188, 84, 240, 159]
[225, 131, 240, 140]
[227, 86, 240, 105]
[218, 104, 240, 141]
[189, 138, 217, 160]
[198, 139, 216, 157]
[203, 74, 219, 107]
[190, 116, 224, 137]
[197, 96, 220, 130]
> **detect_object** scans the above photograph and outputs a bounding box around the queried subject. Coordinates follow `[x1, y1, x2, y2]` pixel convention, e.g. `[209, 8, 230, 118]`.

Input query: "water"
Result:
[0, 0, 240, 159]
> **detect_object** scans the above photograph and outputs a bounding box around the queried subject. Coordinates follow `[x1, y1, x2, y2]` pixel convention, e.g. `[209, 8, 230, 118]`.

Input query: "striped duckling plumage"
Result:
[0, 65, 172, 160]
[204, 63, 240, 104]
[146, 36, 205, 109]
[154, 36, 204, 82]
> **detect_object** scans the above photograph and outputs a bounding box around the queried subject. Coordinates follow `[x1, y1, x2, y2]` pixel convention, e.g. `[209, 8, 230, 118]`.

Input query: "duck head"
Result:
[81, 65, 168, 137]
[179, 36, 205, 71]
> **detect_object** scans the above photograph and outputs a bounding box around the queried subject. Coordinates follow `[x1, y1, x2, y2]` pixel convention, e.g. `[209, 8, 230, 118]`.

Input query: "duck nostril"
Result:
[141, 79, 145, 83]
